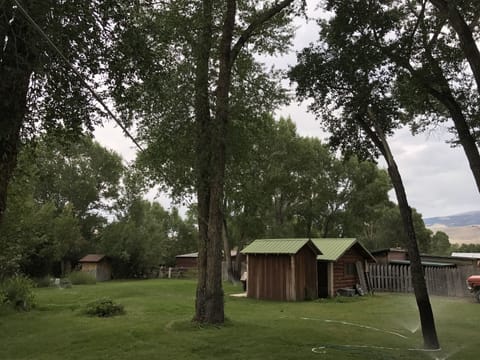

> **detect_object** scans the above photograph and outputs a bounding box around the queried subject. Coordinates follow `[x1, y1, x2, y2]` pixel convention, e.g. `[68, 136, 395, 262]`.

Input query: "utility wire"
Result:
[13, 0, 144, 152]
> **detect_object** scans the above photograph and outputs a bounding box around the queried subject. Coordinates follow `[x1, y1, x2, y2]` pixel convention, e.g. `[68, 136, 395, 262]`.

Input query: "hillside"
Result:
[424, 211, 480, 244]
[424, 210, 480, 227]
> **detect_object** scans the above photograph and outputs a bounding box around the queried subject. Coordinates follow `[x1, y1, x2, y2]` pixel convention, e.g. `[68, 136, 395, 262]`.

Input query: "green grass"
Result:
[0, 279, 479, 360]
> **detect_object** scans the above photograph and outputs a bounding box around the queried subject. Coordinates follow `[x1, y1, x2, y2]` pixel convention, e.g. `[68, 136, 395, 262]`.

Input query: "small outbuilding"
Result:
[241, 239, 321, 301]
[175, 252, 199, 269]
[312, 238, 376, 298]
[175, 250, 246, 269]
[372, 248, 477, 267]
[78, 254, 112, 281]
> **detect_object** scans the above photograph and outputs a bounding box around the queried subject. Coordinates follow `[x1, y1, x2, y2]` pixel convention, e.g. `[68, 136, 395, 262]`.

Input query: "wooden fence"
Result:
[366, 264, 477, 297]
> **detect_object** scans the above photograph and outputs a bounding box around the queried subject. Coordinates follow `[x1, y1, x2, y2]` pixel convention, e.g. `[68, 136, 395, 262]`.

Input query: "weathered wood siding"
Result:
[368, 264, 477, 297]
[294, 246, 318, 300]
[247, 254, 291, 301]
[374, 250, 407, 265]
[246, 244, 318, 301]
[81, 262, 97, 277]
[175, 257, 198, 268]
[80, 260, 111, 281]
[332, 245, 367, 293]
[96, 260, 112, 281]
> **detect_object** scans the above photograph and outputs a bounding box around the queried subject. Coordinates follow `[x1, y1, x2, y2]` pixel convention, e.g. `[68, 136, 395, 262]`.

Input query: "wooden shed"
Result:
[312, 238, 376, 298]
[241, 239, 321, 301]
[372, 248, 479, 268]
[175, 250, 246, 270]
[175, 252, 199, 269]
[78, 254, 112, 281]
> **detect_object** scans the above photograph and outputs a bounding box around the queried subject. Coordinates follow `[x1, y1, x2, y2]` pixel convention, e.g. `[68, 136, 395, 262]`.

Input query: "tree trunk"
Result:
[430, 0, 480, 93]
[234, 240, 244, 279]
[222, 218, 235, 282]
[306, 198, 313, 239]
[421, 67, 480, 195]
[0, 4, 36, 224]
[393, 53, 480, 196]
[193, 0, 214, 323]
[440, 93, 480, 195]
[379, 135, 439, 350]
[193, 0, 295, 324]
[420, 49, 480, 196]
[360, 114, 440, 349]
[194, 0, 236, 324]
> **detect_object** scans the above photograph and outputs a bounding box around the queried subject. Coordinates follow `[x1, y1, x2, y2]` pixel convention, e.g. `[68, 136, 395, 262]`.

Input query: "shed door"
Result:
[318, 261, 329, 298]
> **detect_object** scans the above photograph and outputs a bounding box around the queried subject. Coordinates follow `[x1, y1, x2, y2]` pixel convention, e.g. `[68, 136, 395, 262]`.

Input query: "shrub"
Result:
[68, 271, 96, 285]
[0, 276, 36, 311]
[85, 298, 125, 317]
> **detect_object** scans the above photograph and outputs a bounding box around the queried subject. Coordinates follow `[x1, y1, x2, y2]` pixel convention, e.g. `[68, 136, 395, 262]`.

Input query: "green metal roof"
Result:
[241, 239, 321, 255]
[312, 238, 375, 262]
[312, 238, 356, 261]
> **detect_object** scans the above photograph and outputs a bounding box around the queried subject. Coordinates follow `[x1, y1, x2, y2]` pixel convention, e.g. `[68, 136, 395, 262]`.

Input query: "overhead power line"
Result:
[13, 0, 144, 152]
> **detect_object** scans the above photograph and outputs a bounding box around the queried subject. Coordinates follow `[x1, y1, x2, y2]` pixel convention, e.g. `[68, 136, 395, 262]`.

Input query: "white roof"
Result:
[451, 252, 480, 259]
[176, 250, 240, 258]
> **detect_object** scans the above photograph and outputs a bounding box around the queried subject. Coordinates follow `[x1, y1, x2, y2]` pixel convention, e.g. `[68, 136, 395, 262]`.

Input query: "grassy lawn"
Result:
[0, 279, 478, 360]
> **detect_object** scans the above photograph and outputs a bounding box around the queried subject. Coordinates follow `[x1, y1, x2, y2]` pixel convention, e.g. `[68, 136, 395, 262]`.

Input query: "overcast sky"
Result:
[94, 1, 480, 219]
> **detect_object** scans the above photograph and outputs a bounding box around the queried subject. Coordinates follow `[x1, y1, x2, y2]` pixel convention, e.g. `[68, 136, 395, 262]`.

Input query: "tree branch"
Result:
[230, 0, 295, 66]
[406, 0, 427, 58]
[430, 0, 480, 94]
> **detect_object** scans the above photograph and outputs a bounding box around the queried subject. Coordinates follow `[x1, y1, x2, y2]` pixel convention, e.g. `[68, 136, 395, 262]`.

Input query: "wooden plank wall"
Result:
[247, 254, 291, 301]
[176, 257, 197, 268]
[367, 264, 477, 297]
[246, 245, 318, 301]
[333, 246, 367, 293]
[294, 246, 318, 300]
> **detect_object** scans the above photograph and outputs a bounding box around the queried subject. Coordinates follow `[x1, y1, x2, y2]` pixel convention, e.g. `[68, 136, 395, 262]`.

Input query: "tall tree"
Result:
[429, 0, 480, 94]
[30, 136, 124, 241]
[99, 200, 197, 278]
[109, 1, 301, 324]
[363, 205, 434, 253]
[325, 0, 480, 197]
[224, 115, 392, 247]
[0, 136, 123, 277]
[430, 230, 451, 256]
[0, 1, 124, 224]
[192, 0, 300, 324]
[289, 2, 440, 348]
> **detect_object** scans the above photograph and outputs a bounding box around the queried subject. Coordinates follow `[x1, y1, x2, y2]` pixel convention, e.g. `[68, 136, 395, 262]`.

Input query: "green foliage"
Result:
[0, 136, 124, 278]
[0, 276, 36, 311]
[68, 271, 96, 285]
[29, 136, 124, 241]
[224, 116, 392, 247]
[430, 231, 451, 256]
[450, 243, 480, 253]
[0, 1, 131, 136]
[99, 200, 197, 278]
[85, 298, 124, 317]
[108, 1, 294, 200]
[359, 205, 446, 253]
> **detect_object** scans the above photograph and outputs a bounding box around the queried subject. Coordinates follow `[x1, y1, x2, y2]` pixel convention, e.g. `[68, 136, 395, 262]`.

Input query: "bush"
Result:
[0, 276, 36, 311]
[68, 271, 96, 285]
[85, 298, 125, 317]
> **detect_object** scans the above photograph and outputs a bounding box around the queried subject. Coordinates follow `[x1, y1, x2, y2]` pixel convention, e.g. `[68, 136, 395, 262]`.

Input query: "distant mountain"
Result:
[424, 211, 480, 227]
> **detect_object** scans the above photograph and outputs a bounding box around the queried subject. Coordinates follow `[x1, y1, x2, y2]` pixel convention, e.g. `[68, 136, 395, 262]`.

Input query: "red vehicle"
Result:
[466, 275, 480, 302]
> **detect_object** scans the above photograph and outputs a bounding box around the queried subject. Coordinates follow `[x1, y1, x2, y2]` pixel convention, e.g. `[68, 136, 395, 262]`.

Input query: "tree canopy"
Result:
[0, 136, 123, 277]
[0, 1, 129, 223]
